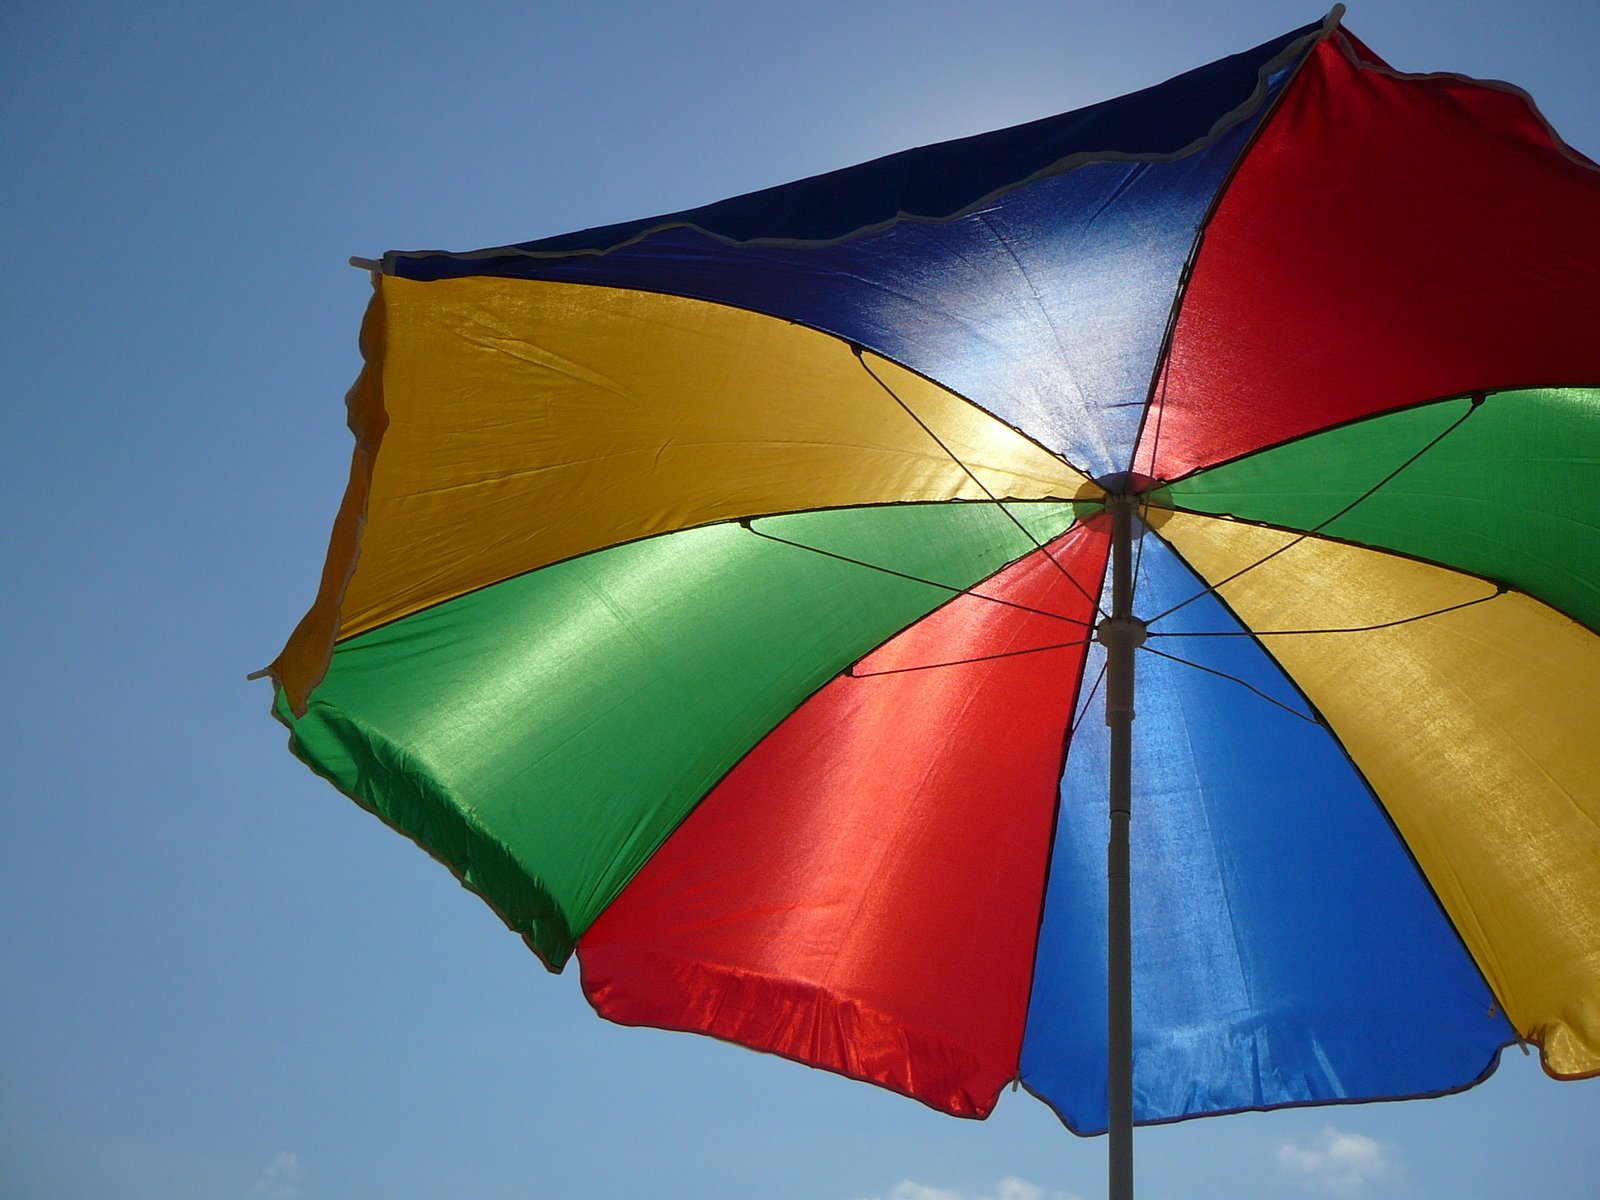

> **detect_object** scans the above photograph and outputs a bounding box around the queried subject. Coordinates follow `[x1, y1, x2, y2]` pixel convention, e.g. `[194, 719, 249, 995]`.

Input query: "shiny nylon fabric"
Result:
[1166, 387, 1600, 632]
[391, 24, 1319, 259]
[1160, 512, 1600, 1075]
[279, 500, 1078, 966]
[382, 118, 1264, 478]
[267, 292, 386, 714]
[1139, 35, 1600, 480]
[385, 32, 1320, 476]
[578, 523, 1108, 1118]
[267, 13, 1600, 1139]
[311, 275, 1082, 651]
[1019, 533, 1511, 1131]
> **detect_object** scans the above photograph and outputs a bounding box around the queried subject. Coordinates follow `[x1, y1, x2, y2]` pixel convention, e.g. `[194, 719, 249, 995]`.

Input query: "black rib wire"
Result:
[1070, 659, 1108, 739]
[1126, 16, 1330, 591]
[1138, 644, 1321, 723]
[1128, 266, 1184, 602]
[741, 519, 1091, 627]
[852, 347, 1108, 617]
[1146, 586, 1503, 638]
[849, 638, 1093, 678]
[1147, 396, 1484, 627]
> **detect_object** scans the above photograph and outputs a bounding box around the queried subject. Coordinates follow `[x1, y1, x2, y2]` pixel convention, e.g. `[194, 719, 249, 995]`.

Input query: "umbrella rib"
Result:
[851, 346, 1111, 618]
[1145, 395, 1484, 627]
[1071, 658, 1109, 738]
[739, 518, 1091, 626]
[1130, 465, 1158, 596]
[1137, 644, 1320, 723]
[1126, 8, 1333, 493]
[1130, 232, 1194, 572]
[973, 209, 1097, 442]
[1145, 585, 1503, 637]
[848, 638, 1094, 678]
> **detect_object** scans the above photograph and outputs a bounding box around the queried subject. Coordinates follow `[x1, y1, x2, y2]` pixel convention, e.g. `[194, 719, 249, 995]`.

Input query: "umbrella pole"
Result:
[1100, 490, 1144, 1200]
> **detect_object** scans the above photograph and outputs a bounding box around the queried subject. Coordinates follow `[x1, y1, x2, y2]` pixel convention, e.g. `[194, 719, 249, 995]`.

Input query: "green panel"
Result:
[277, 500, 1081, 968]
[1165, 388, 1600, 631]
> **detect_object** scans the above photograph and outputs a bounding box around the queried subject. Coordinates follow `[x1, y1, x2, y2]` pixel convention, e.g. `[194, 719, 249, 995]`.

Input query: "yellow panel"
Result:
[258, 284, 388, 712]
[357, 276, 1084, 638]
[265, 275, 1087, 712]
[1159, 511, 1600, 1077]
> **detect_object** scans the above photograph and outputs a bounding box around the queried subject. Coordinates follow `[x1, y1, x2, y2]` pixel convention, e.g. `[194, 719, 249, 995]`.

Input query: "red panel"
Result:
[1138, 34, 1600, 481]
[576, 519, 1110, 1118]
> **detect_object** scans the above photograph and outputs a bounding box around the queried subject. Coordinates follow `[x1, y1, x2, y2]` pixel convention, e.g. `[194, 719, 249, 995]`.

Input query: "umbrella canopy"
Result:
[261, 4, 1600, 1148]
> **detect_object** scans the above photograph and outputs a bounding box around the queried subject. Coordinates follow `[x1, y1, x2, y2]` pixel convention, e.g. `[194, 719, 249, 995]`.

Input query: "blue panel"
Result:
[389, 125, 1257, 478]
[1019, 532, 1512, 1132]
[385, 26, 1323, 475]
[394, 24, 1318, 258]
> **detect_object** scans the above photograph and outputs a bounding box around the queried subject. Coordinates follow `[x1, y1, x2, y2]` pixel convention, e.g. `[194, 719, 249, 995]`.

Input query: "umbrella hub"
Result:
[1095, 614, 1148, 648]
[1092, 469, 1159, 496]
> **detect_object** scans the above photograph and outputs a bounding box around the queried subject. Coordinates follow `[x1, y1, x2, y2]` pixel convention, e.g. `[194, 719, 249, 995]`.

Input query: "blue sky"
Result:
[4, 3, 1597, 1198]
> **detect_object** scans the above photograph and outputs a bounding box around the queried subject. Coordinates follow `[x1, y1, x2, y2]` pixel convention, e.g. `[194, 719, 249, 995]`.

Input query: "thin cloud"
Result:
[1277, 1126, 1391, 1194]
[863, 1178, 1082, 1200]
[252, 1150, 303, 1200]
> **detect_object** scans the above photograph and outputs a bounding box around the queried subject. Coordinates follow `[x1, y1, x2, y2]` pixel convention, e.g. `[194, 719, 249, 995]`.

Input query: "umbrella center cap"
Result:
[1092, 470, 1159, 495]
[1074, 472, 1173, 531]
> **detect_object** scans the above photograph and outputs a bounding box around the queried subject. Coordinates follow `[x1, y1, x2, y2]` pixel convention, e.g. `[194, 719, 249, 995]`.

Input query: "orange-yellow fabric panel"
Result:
[261, 285, 388, 713]
[1158, 511, 1600, 1078]
[342, 274, 1084, 641]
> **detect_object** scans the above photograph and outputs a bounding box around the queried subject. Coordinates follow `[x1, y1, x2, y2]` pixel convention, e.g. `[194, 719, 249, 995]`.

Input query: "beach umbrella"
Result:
[258, 8, 1600, 1196]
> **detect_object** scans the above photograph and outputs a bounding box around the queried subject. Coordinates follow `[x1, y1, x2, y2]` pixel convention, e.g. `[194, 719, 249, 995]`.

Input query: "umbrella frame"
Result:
[1098, 489, 1146, 1199]
[266, 11, 1600, 1191]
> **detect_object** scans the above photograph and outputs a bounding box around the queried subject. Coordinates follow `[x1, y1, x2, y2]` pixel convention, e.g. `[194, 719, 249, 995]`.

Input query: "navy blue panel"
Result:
[385, 26, 1327, 475]
[393, 22, 1318, 261]
[391, 124, 1258, 478]
[1019, 531, 1511, 1132]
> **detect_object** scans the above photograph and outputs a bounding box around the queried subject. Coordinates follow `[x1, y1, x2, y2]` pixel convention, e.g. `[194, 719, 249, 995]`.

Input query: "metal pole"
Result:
[1098, 491, 1144, 1200]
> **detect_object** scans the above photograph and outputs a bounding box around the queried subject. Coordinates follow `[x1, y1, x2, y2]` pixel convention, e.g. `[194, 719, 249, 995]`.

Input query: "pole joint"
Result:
[1098, 615, 1146, 729]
